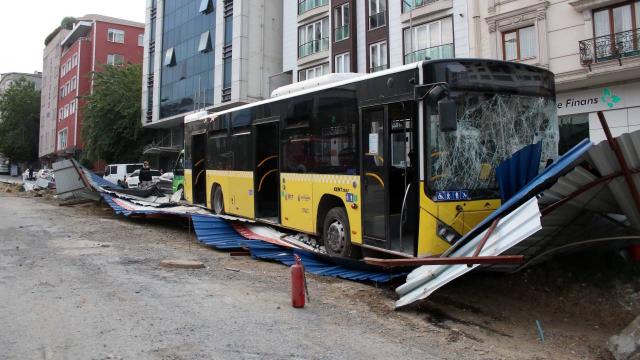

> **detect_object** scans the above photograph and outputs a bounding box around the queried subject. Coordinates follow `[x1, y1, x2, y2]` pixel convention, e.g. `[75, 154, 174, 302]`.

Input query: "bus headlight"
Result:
[436, 221, 461, 245]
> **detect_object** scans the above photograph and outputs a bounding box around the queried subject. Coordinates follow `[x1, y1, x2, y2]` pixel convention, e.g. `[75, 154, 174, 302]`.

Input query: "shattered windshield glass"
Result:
[428, 93, 558, 199]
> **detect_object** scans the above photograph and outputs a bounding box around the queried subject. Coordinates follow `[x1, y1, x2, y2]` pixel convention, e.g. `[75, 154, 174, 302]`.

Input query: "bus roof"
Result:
[186, 58, 554, 124]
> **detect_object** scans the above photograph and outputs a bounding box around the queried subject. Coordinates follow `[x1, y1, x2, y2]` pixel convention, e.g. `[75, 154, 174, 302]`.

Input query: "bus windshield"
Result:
[428, 92, 558, 199]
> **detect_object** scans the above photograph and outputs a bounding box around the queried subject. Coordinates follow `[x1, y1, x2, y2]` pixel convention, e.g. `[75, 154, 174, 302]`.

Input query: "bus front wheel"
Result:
[212, 185, 224, 215]
[323, 207, 352, 258]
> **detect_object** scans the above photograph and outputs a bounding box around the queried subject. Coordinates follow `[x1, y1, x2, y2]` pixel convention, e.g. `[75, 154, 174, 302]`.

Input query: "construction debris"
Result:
[159, 260, 205, 269]
[609, 315, 640, 360]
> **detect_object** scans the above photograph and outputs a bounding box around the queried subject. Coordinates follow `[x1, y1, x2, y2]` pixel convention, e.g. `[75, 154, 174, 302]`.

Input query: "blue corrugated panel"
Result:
[101, 194, 154, 217]
[191, 215, 244, 250]
[83, 168, 122, 189]
[242, 240, 405, 283]
[102, 195, 404, 282]
[446, 138, 593, 254]
[496, 142, 542, 202]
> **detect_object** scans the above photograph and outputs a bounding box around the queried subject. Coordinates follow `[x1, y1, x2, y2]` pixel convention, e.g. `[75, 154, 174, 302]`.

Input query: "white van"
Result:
[103, 163, 143, 185]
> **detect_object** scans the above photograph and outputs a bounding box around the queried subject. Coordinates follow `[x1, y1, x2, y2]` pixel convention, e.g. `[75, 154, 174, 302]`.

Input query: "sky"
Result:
[0, 1, 145, 75]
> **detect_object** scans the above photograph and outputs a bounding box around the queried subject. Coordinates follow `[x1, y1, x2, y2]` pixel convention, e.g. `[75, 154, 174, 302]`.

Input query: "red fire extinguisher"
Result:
[291, 254, 307, 308]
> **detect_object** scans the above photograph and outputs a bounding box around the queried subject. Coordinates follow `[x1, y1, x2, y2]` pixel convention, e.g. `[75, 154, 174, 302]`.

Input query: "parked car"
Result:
[157, 171, 174, 194]
[124, 169, 162, 188]
[103, 163, 143, 185]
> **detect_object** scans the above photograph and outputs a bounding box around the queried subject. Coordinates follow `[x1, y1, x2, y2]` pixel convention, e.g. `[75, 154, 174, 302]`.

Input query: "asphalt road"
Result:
[0, 196, 450, 360]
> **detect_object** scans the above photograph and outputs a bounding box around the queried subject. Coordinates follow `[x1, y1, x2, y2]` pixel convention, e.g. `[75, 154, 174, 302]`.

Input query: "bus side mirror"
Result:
[438, 98, 457, 132]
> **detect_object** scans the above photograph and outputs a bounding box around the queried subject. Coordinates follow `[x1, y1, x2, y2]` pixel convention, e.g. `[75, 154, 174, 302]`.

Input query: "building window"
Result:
[403, 0, 432, 12]
[369, 0, 386, 30]
[335, 52, 350, 73]
[502, 26, 536, 61]
[403, 17, 454, 63]
[164, 48, 176, 67]
[107, 28, 125, 43]
[559, 114, 589, 155]
[299, 0, 328, 15]
[299, 63, 328, 81]
[72, 53, 78, 67]
[70, 100, 76, 115]
[334, 3, 350, 42]
[369, 41, 387, 72]
[58, 109, 63, 121]
[58, 128, 68, 150]
[199, 0, 214, 14]
[138, 34, 144, 47]
[198, 31, 212, 53]
[592, 2, 640, 60]
[107, 54, 125, 66]
[298, 17, 329, 58]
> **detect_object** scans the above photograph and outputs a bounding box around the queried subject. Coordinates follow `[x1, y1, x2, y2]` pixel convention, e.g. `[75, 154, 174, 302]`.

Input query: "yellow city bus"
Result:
[183, 59, 557, 259]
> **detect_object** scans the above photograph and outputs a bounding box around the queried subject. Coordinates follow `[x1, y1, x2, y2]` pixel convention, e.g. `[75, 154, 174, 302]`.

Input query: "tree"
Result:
[0, 78, 41, 163]
[82, 64, 153, 163]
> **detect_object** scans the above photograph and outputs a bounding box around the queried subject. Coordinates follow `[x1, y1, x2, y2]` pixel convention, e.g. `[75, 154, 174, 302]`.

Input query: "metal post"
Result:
[597, 111, 640, 215]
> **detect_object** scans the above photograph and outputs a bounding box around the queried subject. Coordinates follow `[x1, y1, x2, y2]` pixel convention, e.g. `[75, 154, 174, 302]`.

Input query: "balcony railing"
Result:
[404, 43, 454, 63]
[335, 25, 349, 42]
[579, 28, 640, 66]
[369, 63, 388, 73]
[298, 0, 328, 15]
[298, 38, 329, 58]
[369, 11, 386, 29]
[402, 0, 438, 12]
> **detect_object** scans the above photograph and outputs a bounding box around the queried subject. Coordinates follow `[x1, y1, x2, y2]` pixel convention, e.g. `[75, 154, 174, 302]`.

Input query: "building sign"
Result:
[556, 82, 640, 116]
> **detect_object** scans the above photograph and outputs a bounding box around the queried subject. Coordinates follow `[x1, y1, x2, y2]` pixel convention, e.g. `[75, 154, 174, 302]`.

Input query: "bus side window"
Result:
[314, 89, 358, 174]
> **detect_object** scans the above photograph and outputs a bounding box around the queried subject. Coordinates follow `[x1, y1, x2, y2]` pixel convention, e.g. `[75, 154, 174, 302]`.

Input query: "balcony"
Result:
[298, 38, 329, 58]
[579, 29, 640, 66]
[298, 0, 328, 15]
[370, 64, 389, 73]
[335, 25, 349, 42]
[404, 43, 454, 64]
[369, 11, 386, 30]
[402, 0, 438, 12]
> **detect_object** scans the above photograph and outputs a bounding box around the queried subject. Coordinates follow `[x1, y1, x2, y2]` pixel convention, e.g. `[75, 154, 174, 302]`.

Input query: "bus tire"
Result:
[212, 185, 224, 215]
[323, 207, 352, 258]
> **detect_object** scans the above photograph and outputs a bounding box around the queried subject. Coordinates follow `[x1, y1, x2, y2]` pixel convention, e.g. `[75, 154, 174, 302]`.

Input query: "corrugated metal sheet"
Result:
[396, 130, 640, 306]
[442, 138, 593, 257]
[395, 197, 542, 308]
[243, 240, 405, 282]
[191, 215, 244, 250]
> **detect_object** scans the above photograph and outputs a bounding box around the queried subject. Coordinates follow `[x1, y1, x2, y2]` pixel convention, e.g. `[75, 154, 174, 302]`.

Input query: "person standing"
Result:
[139, 161, 153, 188]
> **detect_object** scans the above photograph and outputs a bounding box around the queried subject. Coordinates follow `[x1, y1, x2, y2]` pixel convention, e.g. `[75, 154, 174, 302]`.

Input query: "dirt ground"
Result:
[1, 182, 638, 359]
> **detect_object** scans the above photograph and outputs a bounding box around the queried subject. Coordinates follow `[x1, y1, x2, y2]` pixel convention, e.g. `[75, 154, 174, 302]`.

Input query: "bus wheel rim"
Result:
[327, 220, 345, 253]
[214, 188, 223, 213]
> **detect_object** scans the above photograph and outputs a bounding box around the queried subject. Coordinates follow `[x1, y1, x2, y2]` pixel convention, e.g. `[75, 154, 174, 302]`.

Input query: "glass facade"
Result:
[160, 0, 215, 118]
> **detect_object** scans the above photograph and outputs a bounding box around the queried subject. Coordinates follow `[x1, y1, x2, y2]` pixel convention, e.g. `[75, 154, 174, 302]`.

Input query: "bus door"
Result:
[254, 118, 280, 223]
[361, 102, 417, 255]
[191, 132, 207, 205]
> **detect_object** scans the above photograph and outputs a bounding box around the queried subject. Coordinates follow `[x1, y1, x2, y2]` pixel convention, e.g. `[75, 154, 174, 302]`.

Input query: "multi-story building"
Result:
[283, 0, 471, 81]
[40, 26, 71, 165]
[55, 15, 144, 156]
[0, 72, 42, 94]
[477, 0, 640, 152]
[141, 0, 283, 169]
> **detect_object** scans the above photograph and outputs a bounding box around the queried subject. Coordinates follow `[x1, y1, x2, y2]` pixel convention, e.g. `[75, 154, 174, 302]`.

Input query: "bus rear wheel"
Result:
[212, 185, 224, 215]
[323, 207, 352, 258]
